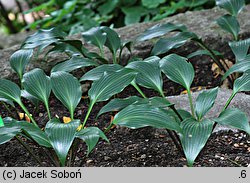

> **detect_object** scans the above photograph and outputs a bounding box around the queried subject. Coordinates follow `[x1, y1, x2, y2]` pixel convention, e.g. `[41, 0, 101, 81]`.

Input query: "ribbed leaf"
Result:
[126, 61, 163, 94]
[187, 49, 222, 59]
[195, 87, 219, 121]
[45, 118, 80, 166]
[160, 54, 194, 90]
[143, 56, 161, 64]
[0, 79, 21, 104]
[98, 96, 143, 116]
[216, 0, 245, 16]
[51, 71, 82, 118]
[151, 32, 199, 55]
[136, 23, 187, 42]
[22, 68, 51, 108]
[0, 118, 21, 144]
[88, 68, 137, 104]
[112, 104, 181, 132]
[21, 90, 40, 107]
[233, 71, 250, 94]
[0, 98, 15, 107]
[51, 55, 98, 73]
[10, 49, 33, 79]
[76, 127, 109, 154]
[82, 27, 106, 50]
[216, 15, 240, 40]
[80, 64, 123, 82]
[215, 108, 250, 134]
[180, 118, 214, 166]
[222, 61, 250, 80]
[229, 38, 250, 62]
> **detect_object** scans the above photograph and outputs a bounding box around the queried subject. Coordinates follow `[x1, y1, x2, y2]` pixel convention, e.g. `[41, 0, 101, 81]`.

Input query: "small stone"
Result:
[240, 143, 244, 146]
[140, 154, 146, 159]
[247, 147, 250, 152]
[86, 159, 93, 164]
[39, 113, 43, 117]
[104, 156, 111, 161]
[220, 157, 224, 160]
[233, 143, 240, 148]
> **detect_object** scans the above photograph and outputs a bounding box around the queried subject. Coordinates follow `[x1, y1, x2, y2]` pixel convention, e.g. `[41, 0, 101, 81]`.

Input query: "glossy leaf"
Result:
[136, 23, 187, 42]
[180, 118, 214, 166]
[45, 118, 80, 166]
[22, 68, 51, 108]
[88, 68, 137, 104]
[229, 38, 250, 62]
[187, 49, 222, 59]
[160, 54, 194, 90]
[51, 71, 82, 118]
[143, 56, 161, 64]
[215, 108, 250, 134]
[21, 90, 40, 107]
[195, 87, 219, 121]
[151, 32, 199, 55]
[0, 118, 21, 144]
[10, 49, 33, 79]
[216, 0, 245, 16]
[0, 116, 3, 128]
[233, 71, 250, 94]
[112, 104, 181, 132]
[121, 6, 147, 25]
[126, 61, 163, 95]
[76, 127, 109, 154]
[80, 64, 123, 82]
[222, 61, 250, 80]
[216, 15, 240, 40]
[51, 55, 98, 73]
[0, 79, 21, 104]
[0, 98, 15, 107]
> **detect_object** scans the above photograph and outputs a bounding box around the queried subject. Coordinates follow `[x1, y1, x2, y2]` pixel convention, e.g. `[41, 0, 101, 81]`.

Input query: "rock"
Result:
[1, 5, 250, 79]
[167, 88, 250, 132]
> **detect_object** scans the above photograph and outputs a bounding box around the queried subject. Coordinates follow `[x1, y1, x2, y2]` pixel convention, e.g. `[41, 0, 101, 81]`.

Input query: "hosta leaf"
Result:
[126, 61, 163, 95]
[51, 71, 82, 118]
[22, 68, 51, 108]
[195, 87, 219, 121]
[216, 0, 245, 16]
[222, 61, 250, 80]
[151, 32, 199, 55]
[101, 26, 121, 55]
[216, 15, 240, 40]
[21, 90, 40, 107]
[136, 23, 187, 42]
[0, 118, 21, 144]
[45, 118, 80, 166]
[0, 79, 21, 104]
[76, 127, 109, 154]
[142, 0, 165, 8]
[80, 64, 123, 82]
[180, 118, 214, 166]
[144, 56, 161, 64]
[233, 71, 250, 94]
[82, 27, 106, 50]
[187, 50, 222, 59]
[98, 96, 143, 116]
[0, 116, 4, 127]
[215, 108, 250, 134]
[88, 68, 137, 104]
[121, 6, 147, 25]
[51, 55, 98, 73]
[10, 49, 33, 79]
[112, 104, 181, 132]
[160, 54, 194, 90]
[98, 0, 119, 15]
[0, 98, 15, 107]
[229, 38, 250, 62]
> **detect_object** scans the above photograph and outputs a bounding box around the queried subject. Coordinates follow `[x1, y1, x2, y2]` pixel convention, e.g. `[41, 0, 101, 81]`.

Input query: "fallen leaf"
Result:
[18, 113, 25, 120]
[63, 116, 71, 123]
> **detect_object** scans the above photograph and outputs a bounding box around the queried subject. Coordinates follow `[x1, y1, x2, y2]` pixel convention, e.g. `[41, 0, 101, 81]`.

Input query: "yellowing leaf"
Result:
[25, 114, 31, 123]
[76, 124, 83, 131]
[63, 116, 71, 123]
[18, 112, 25, 120]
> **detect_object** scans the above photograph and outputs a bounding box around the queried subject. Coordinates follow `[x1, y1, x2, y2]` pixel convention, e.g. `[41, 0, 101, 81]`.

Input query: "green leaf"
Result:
[88, 68, 137, 104]
[82, 27, 107, 51]
[142, 0, 165, 8]
[0, 79, 21, 104]
[187, 50, 223, 59]
[180, 118, 214, 166]
[51, 55, 98, 73]
[76, 127, 109, 154]
[0, 118, 21, 144]
[222, 61, 250, 80]
[136, 23, 187, 42]
[112, 104, 181, 132]
[216, 0, 245, 16]
[22, 68, 51, 109]
[10, 49, 33, 79]
[233, 71, 250, 94]
[229, 38, 250, 62]
[215, 108, 250, 134]
[121, 6, 148, 25]
[160, 54, 194, 90]
[51, 71, 82, 118]
[0, 98, 15, 107]
[126, 61, 164, 95]
[151, 32, 199, 55]
[195, 87, 218, 121]
[143, 56, 161, 64]
[98, 96, 144, 116]
[0, 116, 4, 127]
[216, 15, 240, 40]
[45, 118, 80, 166]
[21, 90, 40, 107]
[80, 64, 123, 82]
[98, 0, 119, 15]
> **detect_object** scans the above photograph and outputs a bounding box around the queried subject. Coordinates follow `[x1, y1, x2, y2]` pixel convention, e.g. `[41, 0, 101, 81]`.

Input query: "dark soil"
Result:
[0, 60, 249, 167]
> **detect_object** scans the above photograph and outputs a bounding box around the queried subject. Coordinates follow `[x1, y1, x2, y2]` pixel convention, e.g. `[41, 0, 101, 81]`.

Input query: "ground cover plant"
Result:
[0, 0, 250, 167]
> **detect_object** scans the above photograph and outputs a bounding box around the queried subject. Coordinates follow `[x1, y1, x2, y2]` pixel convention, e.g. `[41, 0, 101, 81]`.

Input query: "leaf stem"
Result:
[45, 102, 51, 120]
[15, 136, 43, 166]
[187, 89, 195, 117]
[131, 81, 147, 98]
[112, 52, 117, 64]
[82, 101, 94, 127]
[18, 101, 38, 127]
[222, 92, 236, 112]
